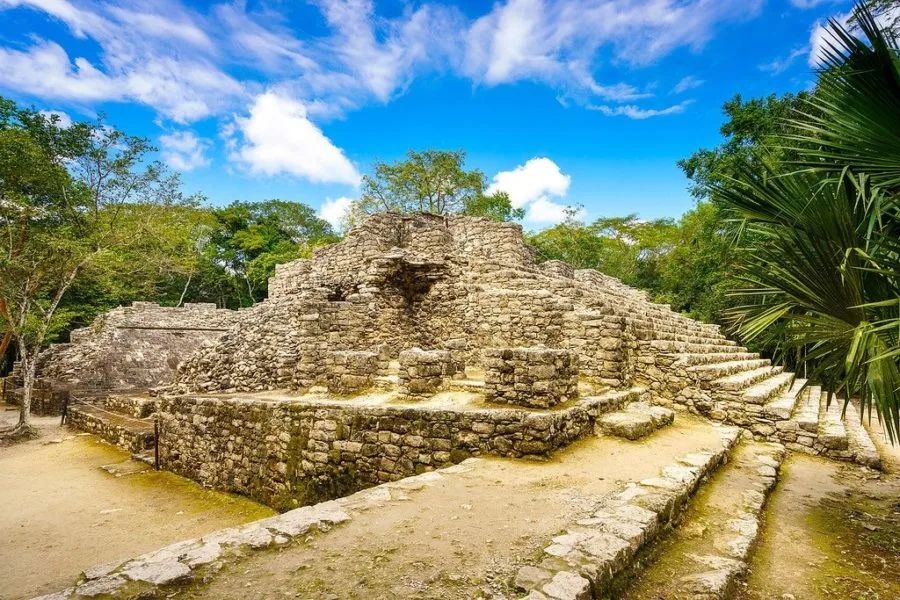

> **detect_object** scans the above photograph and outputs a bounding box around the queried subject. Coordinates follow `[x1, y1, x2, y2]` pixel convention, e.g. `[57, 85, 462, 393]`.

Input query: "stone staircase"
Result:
[655, 326, 882, 468]
[67, 394, 157, 454]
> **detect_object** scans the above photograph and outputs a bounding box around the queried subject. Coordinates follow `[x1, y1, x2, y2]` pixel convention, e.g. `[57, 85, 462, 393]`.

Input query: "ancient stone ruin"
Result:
[13, 212, 890, 600]
[16, 213, 878, 488]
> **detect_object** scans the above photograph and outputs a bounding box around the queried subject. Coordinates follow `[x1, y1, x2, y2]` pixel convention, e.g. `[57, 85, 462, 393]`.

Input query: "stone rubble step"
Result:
[67, 403, 156, 454]
[651, 330, 738, 346]
[761, 378, 807, 420]
[670, 352, 760, 367]
[515, 425, 744, 600]
[650, 340, 750, 355]
[596, 402, 675, 440]
[618, 440, 786, 600]
[816, 391, 849, 452]
[687, 359, 773, 381]
[842, 401, 882, 469]
[740, 371, 795, 405]
[793, 386, 822, 433]
[710, 365, 784, 392]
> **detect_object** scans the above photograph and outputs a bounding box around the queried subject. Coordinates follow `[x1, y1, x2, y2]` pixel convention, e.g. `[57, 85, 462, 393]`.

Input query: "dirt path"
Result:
[736, 450, 900, 600]
[178, 415, 728, 600]
[0, 409, 274, 600]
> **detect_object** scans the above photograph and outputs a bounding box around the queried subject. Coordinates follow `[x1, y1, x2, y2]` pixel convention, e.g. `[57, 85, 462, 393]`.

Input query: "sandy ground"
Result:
[0, 406, 274, 600]
[735, 432, 900, 600]
[178, 414, 727, 600]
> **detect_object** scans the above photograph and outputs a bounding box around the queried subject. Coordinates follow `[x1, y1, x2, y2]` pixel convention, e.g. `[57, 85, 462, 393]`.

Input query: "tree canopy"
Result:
[349, 150, 524, 224]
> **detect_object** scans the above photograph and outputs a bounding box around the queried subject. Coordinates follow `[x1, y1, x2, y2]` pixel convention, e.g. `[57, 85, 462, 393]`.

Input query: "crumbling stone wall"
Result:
[37, 302, 239, 390]
[484, 347, 578, 408]
[156, 390, 643, 510]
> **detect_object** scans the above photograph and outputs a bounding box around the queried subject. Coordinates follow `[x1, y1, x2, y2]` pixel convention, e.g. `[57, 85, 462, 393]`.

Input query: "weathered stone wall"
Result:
[484, 347, 578, 408]
[37, 302, 239, 390]
[156, 390, 644, 510]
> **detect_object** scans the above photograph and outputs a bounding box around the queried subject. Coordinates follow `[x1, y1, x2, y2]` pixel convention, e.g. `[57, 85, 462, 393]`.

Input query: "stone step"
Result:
[67, 404, 156, 454]
[619, 440, 786, 600]
[687, 359, 773, 381]
[104, 394, 157, 418]
[650, 340, 749, 355]
[710, 366, 784, 392]
[514, 425, 744, 599]
[842, 401, 882, 469]
[793, 385, 822, 433]
[651, 330, 738, 346]
[761, 378, 807, 420]
[741, 371, 795, 405]
[595, 402, 675, 440]
[669, 352, 760, 367]
[816, 391, 849, 452]
[643, 321, 727, 338]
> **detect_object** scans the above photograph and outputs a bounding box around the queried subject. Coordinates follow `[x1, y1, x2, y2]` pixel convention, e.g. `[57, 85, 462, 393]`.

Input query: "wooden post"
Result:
[60, 390, 69, 426]
[154, 419, 160, 470]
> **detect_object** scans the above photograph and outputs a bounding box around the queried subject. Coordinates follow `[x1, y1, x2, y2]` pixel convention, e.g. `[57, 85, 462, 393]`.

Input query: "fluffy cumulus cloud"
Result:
[319, 196, 355, 230]
[159, 130, 211, 172]
[226, 90, 360, 185]
[487, 157, 573, 224]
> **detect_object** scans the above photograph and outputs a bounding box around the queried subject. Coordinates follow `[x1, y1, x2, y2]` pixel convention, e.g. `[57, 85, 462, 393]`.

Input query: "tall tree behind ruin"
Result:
[0, 98, 198, 435]
[348, 149, 524, 225]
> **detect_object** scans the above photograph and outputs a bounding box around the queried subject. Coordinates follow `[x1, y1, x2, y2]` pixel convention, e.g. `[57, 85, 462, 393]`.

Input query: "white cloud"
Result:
[672, 75, 704, 94]
[0, 1, 243, 123]
[487, 157, 574, 224]
[227, 91, 360, 185]
[0, 0, 769, 125]
[159, 130, 211, 172]
[809, 6, 900, 67]
[759, 46, 808, 74]
[464, 0, 764, 105]
[790, 0, 832, 8]
[526, 196, 574, 224]
[588, 100, 692, 119]
[319, 196, 354, 229]
[38, 109, 73, 128]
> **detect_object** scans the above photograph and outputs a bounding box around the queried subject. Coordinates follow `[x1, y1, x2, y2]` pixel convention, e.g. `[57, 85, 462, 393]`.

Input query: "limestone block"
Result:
[483, 347, 578, 408]
[325, 350, 378, 393]
[397, 348, 456, 398]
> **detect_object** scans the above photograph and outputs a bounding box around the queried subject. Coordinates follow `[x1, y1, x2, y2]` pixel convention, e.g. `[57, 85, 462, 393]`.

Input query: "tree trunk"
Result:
[18, 350, 36, 429]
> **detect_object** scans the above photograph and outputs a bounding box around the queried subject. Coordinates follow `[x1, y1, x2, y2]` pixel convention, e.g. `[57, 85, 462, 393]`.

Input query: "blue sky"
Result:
[0, 0, 856, 229]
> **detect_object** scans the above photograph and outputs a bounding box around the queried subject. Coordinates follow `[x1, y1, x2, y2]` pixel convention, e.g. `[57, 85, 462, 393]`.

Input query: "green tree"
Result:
[0, 99, 196, 434]
[349, 150, 524, 224]
[678, 92, 810, 202]
[208, 200, 337, 305]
